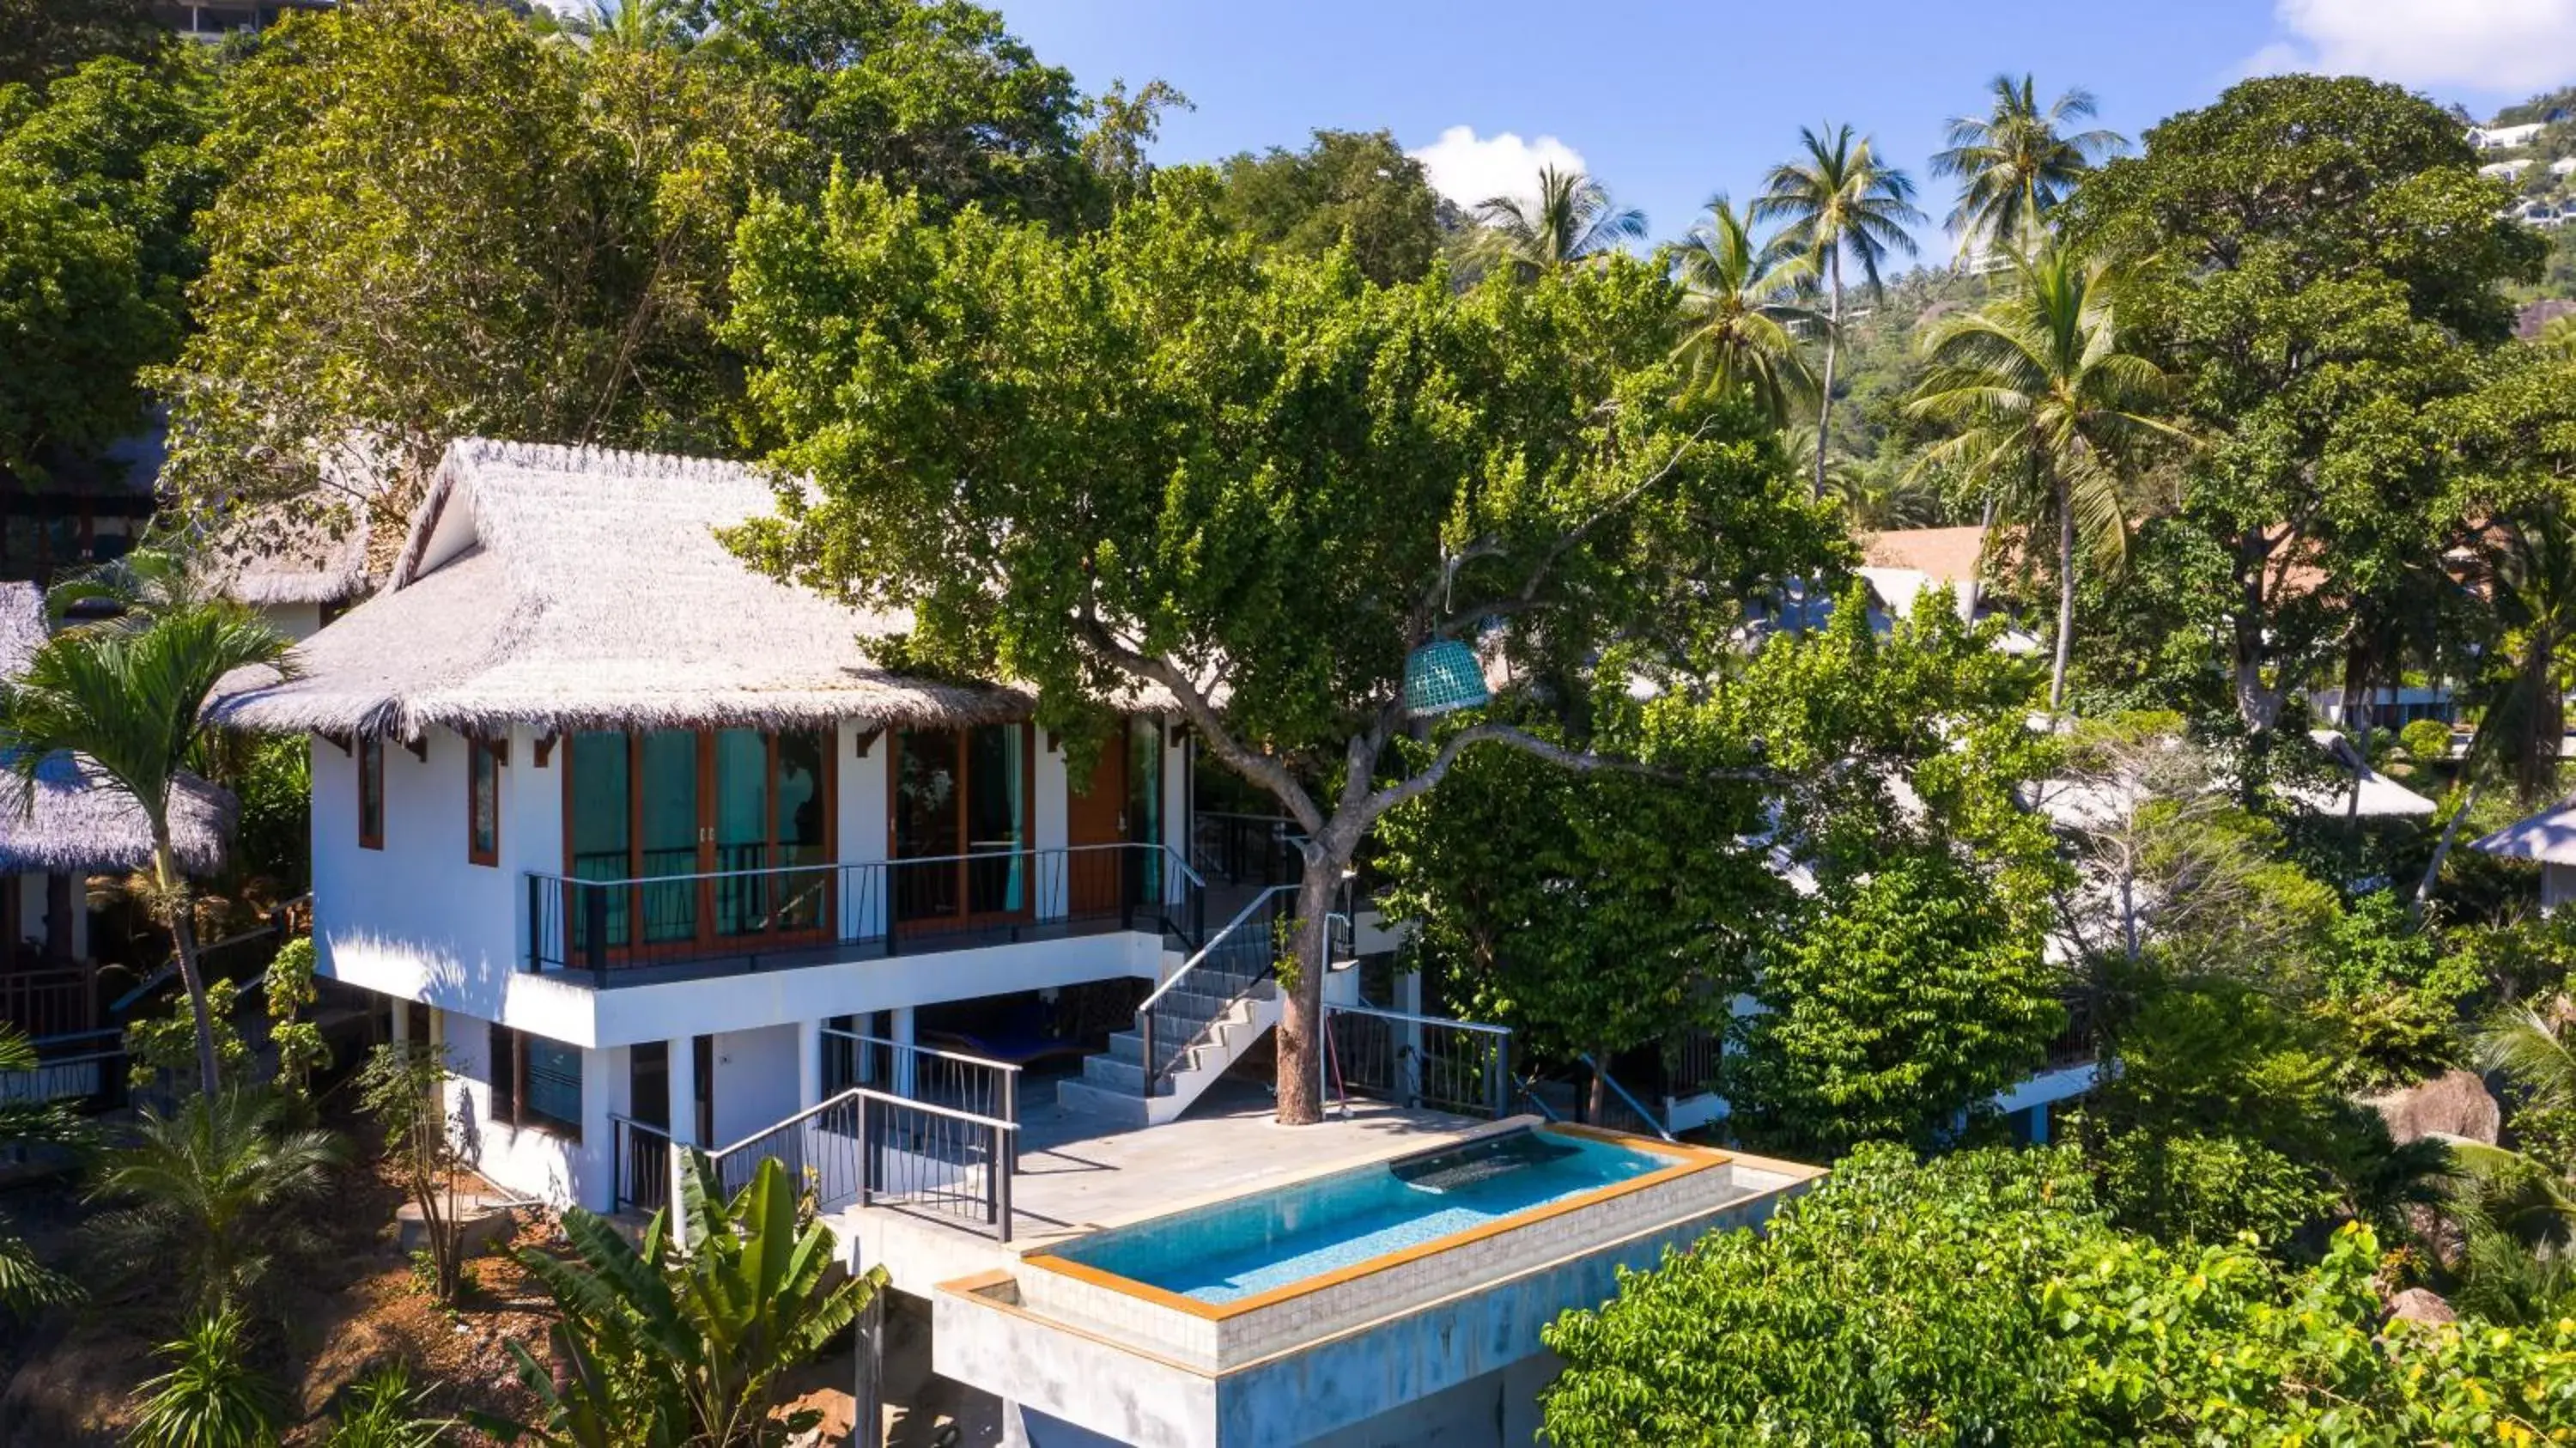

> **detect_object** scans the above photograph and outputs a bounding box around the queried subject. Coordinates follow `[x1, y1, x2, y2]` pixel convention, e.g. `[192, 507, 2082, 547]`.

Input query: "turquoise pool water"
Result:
[1052, 1129, 1678, 1305]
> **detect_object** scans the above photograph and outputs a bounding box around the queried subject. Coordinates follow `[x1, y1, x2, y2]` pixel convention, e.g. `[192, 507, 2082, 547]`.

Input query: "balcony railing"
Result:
[526, 843, 1203, 982]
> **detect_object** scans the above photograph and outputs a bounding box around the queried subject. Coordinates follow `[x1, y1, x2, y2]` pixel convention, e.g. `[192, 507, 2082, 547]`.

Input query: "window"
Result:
[488, 1022, 581, 1139]
[357, 735, 385, 849]
[468, 737, 501, 866]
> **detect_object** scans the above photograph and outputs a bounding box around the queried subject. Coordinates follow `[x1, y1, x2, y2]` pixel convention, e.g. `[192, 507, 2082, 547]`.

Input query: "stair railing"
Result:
[1574, 1052, 1680, 1142]
[1133, 884, 1297, 1097]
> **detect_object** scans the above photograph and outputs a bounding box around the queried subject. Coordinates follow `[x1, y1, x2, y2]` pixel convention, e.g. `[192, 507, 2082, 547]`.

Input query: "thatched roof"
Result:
[213, 439, 1030, 739]
[202, 444, 393, 607]
[2471, 800, 2576, 865]
[0, 582, 233, 874]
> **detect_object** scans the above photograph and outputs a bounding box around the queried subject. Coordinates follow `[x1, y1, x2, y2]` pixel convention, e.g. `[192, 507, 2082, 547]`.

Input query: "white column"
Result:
[797, 1019, 823, 1108]
[668, 1034, 698, 1209]
[890, 1007, 917, 1097]
[580, 1044, 615, 1212]
[389, 996, 410, 1045]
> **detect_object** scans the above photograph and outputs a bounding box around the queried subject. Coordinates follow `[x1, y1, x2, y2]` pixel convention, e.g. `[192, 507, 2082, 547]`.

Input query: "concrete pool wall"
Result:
[932, 1131, 1826, 1447]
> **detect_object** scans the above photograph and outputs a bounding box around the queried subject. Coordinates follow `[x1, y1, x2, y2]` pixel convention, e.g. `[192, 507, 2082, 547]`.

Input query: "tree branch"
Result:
[1358, 721, 1765, 831]
[1072, 608, 1326, 835]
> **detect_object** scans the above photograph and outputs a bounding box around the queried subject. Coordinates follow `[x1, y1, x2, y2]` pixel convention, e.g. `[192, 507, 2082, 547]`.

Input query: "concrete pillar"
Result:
[797, 1018, 823, 1107]
[668, 1034, 699, 1209]
[389, 996, 410, 1045]
[579, 1044, 615, 1212]
[890, 1007, 916, 1097]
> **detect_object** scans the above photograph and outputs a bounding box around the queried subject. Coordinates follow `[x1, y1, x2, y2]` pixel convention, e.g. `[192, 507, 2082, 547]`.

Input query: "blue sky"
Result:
[996, 0, 2576, 261]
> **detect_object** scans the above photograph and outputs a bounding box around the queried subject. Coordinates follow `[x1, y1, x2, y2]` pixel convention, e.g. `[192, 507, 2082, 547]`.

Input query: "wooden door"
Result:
[1066, 736, 1127, 916]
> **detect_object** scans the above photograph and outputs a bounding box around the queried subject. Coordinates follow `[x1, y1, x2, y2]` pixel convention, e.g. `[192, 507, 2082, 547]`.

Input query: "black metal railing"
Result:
[697, 1087, 1018, 1241]
[1136, 885, 1294, 1092]
[611, 1113, 676, 1215]
[0, 1027, 125, 1113]
[1193, 812, 1308, 887]
[527, 843, 1204, 981]
[820, 1030, 1019, 1131]
[1321, 1003, 1512, 1118]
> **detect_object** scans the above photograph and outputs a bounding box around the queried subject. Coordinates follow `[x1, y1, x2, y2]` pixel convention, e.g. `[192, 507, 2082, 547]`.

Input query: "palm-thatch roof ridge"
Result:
[212, 438, 1035, 740]
[198, 440, 395, 607]
[0, 581, 234, 874]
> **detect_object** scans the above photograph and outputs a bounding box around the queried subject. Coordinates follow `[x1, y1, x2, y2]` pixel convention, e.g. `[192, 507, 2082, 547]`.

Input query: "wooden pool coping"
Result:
[1011, 1123, 1729, 1323]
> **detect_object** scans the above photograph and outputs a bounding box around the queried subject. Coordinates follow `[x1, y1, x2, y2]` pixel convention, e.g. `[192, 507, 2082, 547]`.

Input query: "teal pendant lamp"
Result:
[1404, 638, 1490, 717]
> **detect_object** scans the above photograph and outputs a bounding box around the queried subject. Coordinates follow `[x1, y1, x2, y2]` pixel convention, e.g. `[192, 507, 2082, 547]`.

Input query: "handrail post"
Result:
[582, 885, 608, 984]
[858, 1092, 873, 1209]
[1000, 1066, 1018, 1171]
[526, 873, 544, 973]
[994, 1124, 1014, 1243]
[1138, 1008, 1153, 1099]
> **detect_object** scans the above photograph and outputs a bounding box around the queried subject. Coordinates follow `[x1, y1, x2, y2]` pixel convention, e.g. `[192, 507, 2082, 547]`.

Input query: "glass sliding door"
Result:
[714, 728, 832, 941]
[774, 732, 828, 931]
[1127, 717, 1163, 905]
[636, 729, 702, 946]
[569, 730, 632, 951]
[892, 724, 1030, 930]
[714, 729, 769, 936]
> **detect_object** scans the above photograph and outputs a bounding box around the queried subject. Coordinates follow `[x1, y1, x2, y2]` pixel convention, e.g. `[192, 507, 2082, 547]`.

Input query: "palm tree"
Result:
[1667, 197, 1820, 423]
[2540, 313, 2576, 362]
[1753, 125, 1924, 500]
[587, 0, 691, 49]
[0, 1024, 85, 1312]
[0, 601, 291, 1096]
[1471, 165, 1646, 279]
[1907, 241, 2184, 711]
[2415, 502, 2576, 907]
[1929, 74, 2126, 254]
[91, 1089, 344, 1317]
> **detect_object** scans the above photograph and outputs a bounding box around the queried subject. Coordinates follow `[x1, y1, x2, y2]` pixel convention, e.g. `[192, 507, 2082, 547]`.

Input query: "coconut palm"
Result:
[588, 0, 691, 50]
[1753, 125, 1924, 500]
[2415, 502, 2576, 905]
[1907, 240, 2184, 712]
[91, 1088, 345, 1317]
[1471, 165, 1645, 279]
[0, 601, 292, 1096]
[1929, 74, 2126, 254]
[2540, 313, 2576, 362]
[1667, 196, 1820, 423]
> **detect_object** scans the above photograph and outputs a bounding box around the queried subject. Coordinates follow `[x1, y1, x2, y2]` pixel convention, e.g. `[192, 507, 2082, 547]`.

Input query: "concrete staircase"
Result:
[1055, 955, 1280, 1127]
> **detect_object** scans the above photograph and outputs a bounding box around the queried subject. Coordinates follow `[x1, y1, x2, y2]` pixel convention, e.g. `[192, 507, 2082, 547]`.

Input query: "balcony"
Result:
[524, 843, 1204, 985]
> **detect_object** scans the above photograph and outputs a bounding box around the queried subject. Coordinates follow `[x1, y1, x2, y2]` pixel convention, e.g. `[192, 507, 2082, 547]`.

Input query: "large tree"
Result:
[1212, 129, 1447, 286]
[155, 0, 800, 531]
[1469, 164, 1645, 279]
[2069, 76, 2544, 765]
[1753, 124, 1923, 500]
[0, 0, 158, 88]
[725, 176, 1834, 1123]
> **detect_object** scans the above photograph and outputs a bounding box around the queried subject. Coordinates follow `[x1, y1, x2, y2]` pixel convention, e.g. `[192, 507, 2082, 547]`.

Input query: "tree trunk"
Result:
[1962, 494, 1996, 623]
[2050, 472, 2075, 714]
[2415, 778, 2484, 918]
[1813, 251, 1843, 503]
[155, 837, 220, 1097]
[1588, 1043, 1611, 1124]
[1274, 855, 1344, 1126]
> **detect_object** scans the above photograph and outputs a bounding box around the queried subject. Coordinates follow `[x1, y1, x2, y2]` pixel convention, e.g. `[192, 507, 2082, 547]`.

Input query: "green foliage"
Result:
[483, 1154, 886, 1447]
[1927, 73, 2124, 249]
[2069, 75, 2545, 749]
[0, 595, 295, 1094]
[2401, 717, 2456, 761]
[357, 1043, 471, 1307]
[1728, 849, 2062, 1153]
[0, 0, 158, 89]
[1212, 129, 1445, 286]
[324, 1360, 455, 1448]
[89, 1088, 345, 1320]
[1542, 1145, 2576, 1445]
[263, 936, 327, 1099]
[229, 733, 311, 899]
[0, 1022, 86, 1313]
[159, 0, 803, 518]
[1666, 196, 1819, 423]
[1541, 1144, 2105, 1444]
[2086, 1127, 2338, 1250]
[126, 976, 249, 1090]
[127, 1307, 285, 1448]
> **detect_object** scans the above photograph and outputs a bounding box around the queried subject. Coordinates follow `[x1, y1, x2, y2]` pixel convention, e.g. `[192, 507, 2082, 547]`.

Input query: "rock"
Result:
[2388, 1287, 2458, 1326]
[2366, 1068, 2500, 1147]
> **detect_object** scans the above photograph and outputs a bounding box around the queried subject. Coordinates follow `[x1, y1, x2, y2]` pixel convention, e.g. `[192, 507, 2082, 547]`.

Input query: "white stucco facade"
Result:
[311, 719, 1196, 1210]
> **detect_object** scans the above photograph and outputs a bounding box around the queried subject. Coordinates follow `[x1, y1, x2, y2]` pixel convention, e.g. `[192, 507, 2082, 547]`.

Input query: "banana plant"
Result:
[481, 1154, 884, 1448]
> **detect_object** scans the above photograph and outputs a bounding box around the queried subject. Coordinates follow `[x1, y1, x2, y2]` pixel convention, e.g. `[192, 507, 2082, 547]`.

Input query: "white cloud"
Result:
[1407, 125, 1589, 210]
[2251, 0, 2576, 94]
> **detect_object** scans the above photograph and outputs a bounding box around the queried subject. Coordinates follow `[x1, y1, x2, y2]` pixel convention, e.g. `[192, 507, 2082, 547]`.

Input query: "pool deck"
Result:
[838, 1080, 1493, 1296]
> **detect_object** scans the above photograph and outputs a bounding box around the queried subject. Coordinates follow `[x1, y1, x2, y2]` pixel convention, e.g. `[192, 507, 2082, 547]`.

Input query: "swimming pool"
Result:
[1046, 1127, 1682, 1305]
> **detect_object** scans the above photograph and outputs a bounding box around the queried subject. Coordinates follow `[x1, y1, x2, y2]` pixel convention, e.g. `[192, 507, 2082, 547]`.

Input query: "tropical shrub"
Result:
[2401, 717, 2456, 762]
[356, 1042, 470, 1307]
[483, 1154, 885, 1447]
[128, 1308, 285, 1448]
[263, 935, 328, 1100]
[0, 1022, 86, 1313]
[89, 1087, 344, 1318]
[324, 1360, 454, 1447]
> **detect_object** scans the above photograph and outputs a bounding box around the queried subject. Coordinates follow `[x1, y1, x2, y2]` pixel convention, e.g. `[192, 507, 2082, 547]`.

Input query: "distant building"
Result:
[149, 0, 331, 42]
[2470, 122, 2549, 150]
[2480, 158, 2535, 181]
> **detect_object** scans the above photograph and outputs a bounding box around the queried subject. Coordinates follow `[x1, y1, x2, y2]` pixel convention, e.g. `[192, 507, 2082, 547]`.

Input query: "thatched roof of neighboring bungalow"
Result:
[0, 582, 232, 874]
[213, 439, 1031, 739]
[2471, 800, 2576, 866]
[202, 445, 394, 607]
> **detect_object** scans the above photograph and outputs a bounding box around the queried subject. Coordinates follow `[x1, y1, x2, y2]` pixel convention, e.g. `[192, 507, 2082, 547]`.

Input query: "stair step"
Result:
[1078, 1054, 1173, 1097]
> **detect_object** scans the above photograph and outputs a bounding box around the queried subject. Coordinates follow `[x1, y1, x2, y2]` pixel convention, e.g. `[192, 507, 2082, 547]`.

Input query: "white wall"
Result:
[257, 600, 326, 643]
[708, 1023, 800, 1144]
